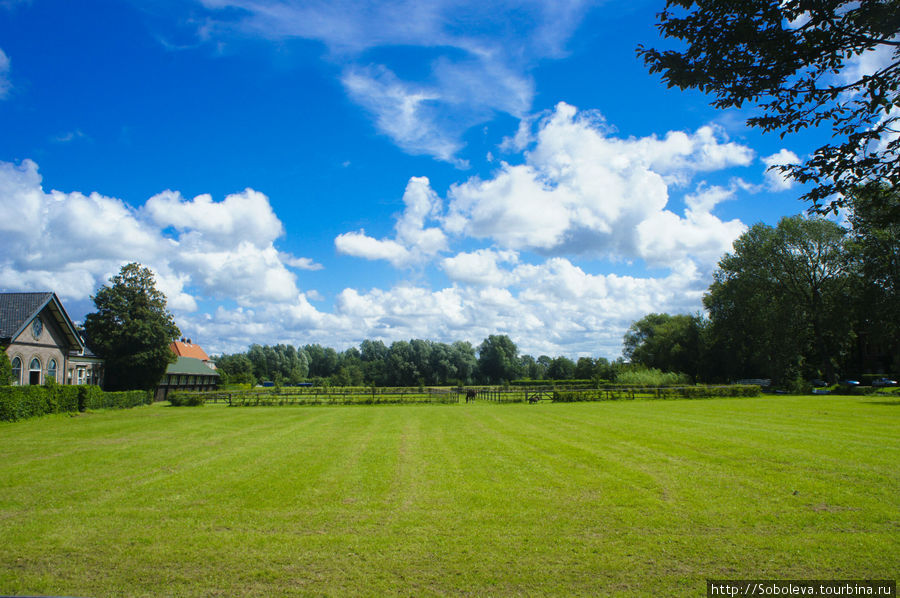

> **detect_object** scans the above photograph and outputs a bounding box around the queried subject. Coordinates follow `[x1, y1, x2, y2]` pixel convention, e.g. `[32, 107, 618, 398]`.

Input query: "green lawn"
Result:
[1, 396, 897, 597]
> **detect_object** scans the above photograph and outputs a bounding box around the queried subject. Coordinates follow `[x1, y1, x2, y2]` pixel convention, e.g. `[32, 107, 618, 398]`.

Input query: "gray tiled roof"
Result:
[0, 292, 54, 341]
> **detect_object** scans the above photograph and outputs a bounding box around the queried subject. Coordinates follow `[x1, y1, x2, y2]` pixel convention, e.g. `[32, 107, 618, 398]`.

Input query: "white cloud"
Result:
[342, 66, 464, 164]
[0, 158, 318, 312]
[334, 231, 411, 267]
[191, 0, 595, 161]
[761, 149, 802, 191]
[839, 38, 899, 86]
[335, 176, 447, 267]
[279, 253, 323, 271]
[311, 255, 708, 358]
[0, 48, 10, 99]
[445, 102, 749, 266]
[441, 248, 519, 285]
[143, 188, 283, 247]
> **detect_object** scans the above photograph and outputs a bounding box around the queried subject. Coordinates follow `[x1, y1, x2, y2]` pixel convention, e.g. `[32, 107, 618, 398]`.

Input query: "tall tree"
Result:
[477, 335, 520, 384]
[846, 183, 900, 372]
[83, 263, 180, 391]
[450, 341, 478, 385]
[623, 313, 704, 379]
[638, 0, 900, 214]
[704, 216, 853, 383]
[547, 356, 576, 380]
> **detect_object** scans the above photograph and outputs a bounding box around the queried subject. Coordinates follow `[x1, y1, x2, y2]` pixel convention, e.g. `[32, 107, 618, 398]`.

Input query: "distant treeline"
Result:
[214, 335, 625, 388]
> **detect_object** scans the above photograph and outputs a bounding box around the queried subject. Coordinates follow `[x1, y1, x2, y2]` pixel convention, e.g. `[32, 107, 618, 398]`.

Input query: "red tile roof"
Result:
[170, 341, 210, 361]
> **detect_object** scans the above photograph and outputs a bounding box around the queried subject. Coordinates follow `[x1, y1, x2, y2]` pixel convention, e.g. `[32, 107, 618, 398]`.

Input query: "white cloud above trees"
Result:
[444, 103, 749, 268]
[1, 101, 765, 357]
[0, 159, 319, 313]
[335, 176, 447, 267]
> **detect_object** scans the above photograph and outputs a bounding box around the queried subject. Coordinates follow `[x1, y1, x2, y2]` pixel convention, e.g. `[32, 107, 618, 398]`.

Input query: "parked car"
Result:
[840, 379, 860, 386]
[811, 379, 827, 387]
[872, 377, 898, 387]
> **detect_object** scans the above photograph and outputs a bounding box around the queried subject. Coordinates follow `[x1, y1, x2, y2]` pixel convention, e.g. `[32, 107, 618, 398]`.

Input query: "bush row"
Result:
[0, 385, 152, 422]
[553, 385, 761, 402]
[510, 379, 601, 388]
[168, 391, 206, 406]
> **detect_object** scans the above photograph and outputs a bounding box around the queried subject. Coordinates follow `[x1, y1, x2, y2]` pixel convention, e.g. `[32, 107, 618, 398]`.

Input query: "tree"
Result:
[547, 356, 576, 380]
[573, 357, 596, 380]
[83, 263, 180, 391]
[215, 353, 256, 386]
[0, 349, 12, 386]
[638, 0, 900, 214]
[304, 344, 340, 379]
[704, 216, 854, 383]
[387, 341, 420, 386]
[623, 313, 704, 380]
[846, 183, 900, 371]
[450, 341, 478, 385]
[477, 335, 520, 384]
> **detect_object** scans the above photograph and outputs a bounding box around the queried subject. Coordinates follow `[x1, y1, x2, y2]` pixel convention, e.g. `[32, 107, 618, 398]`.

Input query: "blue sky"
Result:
[0, 0, 830, 358]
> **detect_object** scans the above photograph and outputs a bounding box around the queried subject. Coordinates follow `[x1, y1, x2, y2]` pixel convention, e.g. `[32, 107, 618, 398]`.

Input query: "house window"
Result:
[47, 359, 58, 383]
[11, 357, 22, 385]
[29, 358, 41, 386]
[77, 368, 85, 385]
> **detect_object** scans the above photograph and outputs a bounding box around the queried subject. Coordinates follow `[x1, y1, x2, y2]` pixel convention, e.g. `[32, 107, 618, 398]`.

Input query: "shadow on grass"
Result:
[860, 399, 900, 406]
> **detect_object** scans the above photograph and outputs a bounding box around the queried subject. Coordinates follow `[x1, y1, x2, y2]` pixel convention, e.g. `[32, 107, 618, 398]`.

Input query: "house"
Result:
[155, 340, 219, 401]
[170, 338, 216, 369]
[1, 292, 103, 386]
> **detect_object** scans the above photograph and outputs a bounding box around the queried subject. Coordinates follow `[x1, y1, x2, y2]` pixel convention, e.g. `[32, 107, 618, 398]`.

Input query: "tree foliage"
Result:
[0, 349, 12, 386]
[846, 183, 900, 371]
[703, 216, 855, 382]
[638, 0, 900, 213]
[477, 335, 521, 384]
[623, 313, 704, 380]
[83, 263, 180, 391]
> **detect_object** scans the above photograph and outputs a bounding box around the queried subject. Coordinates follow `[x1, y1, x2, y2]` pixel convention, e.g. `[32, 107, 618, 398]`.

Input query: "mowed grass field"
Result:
[0, 396, 897, 597]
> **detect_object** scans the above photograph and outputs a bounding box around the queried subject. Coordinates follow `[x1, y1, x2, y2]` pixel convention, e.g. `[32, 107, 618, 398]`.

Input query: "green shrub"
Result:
[552, 385, 760, 403]
[0, 350, 12, 386]
[0, 386, 51, 421]
[168, 391, 205, 406]
[615, 368, 691, 387]
[0, 386, 150, 422]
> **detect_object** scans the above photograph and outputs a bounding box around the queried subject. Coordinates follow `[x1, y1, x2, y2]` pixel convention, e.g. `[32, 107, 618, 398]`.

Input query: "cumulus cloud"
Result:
[445, 102, 750, 266]
[0, 158, 320, 313]
[2, 98, 766, 357]
[441, 249, 519, 286]
[317, 256, 708, 357]
[761, 149, 802, 191]
[335, 176, 447, 267]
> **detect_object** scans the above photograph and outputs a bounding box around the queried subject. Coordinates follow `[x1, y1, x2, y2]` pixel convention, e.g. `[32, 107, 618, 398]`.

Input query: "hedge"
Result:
[510, 379, 599, 388]
[0, 385, 152, 422]
[552, 385, 761, 403]
[167, 391, 206, 406]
